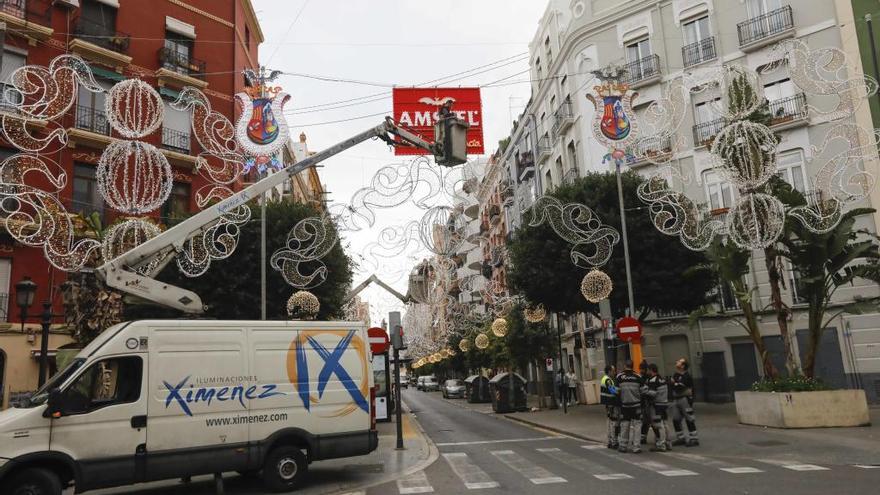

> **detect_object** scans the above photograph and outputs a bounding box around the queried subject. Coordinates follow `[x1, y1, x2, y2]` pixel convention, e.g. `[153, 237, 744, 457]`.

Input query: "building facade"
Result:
[503, 0, 880, 402]
[0, 0, 266, 408]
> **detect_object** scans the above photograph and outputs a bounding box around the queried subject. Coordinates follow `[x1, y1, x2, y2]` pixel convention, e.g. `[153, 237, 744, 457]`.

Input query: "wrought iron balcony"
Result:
[158, 46, 207, 80]
[0, 0, 49, 24]
[516, 150, 535, 183]
[536, 135, 552, 163]
[625, 135, 673, 166]
[682, 36, 716, 68]
[161, 128, 192, 153]
[562, 167, 579, 185]
[692, 118, 725, 147]
[551, 100, 575, 136]
[73, 17, 130, 54]
[621, 54, 661, 86]
[768, 92, 807, 127]
[737, 5, 794, 48]
[74, 104, 110, 135]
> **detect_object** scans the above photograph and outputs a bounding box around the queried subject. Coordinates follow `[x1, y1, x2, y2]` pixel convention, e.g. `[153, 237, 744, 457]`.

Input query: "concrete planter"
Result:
[735, 390, 871, 428]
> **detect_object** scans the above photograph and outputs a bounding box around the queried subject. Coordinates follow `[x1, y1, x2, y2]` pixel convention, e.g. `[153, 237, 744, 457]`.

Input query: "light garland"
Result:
[474, 333, 490, 350]
[97, 140, 172, 214]
[524, 304, 547, 323]
[458, 338, 471, 352]
[105, 79, 164, 139]
[287, 290, 320, 320]
[491, 317, 508, 337]
[528, 196, 620, 269]
[581, 269, 613, 303]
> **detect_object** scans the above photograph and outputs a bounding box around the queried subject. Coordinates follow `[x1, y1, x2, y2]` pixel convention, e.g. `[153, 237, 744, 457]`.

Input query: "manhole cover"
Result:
[343, 464, 384, 473]
[748, 440, 788, 447]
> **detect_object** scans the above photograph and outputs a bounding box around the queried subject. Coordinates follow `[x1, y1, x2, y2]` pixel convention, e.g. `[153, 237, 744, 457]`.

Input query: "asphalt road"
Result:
[368, 388, 880, 495]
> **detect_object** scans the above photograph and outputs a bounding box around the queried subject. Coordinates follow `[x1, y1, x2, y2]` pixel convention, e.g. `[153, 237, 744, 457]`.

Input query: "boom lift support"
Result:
[96, 115, 468, 313]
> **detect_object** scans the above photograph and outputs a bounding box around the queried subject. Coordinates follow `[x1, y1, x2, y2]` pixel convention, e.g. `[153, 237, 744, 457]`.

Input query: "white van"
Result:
[0, 320, 378, 495]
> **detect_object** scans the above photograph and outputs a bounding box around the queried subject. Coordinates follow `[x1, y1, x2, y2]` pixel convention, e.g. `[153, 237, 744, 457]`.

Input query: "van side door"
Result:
[48, 355, 147, 491]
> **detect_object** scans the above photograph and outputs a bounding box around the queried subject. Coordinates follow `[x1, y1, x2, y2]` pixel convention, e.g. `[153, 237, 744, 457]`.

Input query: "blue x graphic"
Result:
[295, 331, 368, 414]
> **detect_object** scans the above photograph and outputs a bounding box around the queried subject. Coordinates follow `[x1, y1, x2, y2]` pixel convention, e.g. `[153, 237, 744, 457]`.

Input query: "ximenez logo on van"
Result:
[163, 376, 282, 417]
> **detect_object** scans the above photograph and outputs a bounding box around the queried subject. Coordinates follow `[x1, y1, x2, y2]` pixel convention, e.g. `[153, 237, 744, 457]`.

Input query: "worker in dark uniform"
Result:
[615, 359, 645, 454]
[670, 357, 699, 446]
[638, 360, 651, 445]
[600, 364, 619, 449]
[644, 363, 671, 451]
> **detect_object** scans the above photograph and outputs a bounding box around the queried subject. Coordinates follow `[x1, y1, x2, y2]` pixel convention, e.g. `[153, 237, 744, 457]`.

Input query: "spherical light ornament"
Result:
[581, 269, 613, 303]
[286, 290, 320, 320]
[418, 205, 467, 256]
[524, 304, 547, 323]
[726, 192, 786, 249]
[458, 338, 471, 352]
[491, 318, 508, 337]
[97, 140, 172, 214]
[474, 333, 490, 350]
[710, 121, 778, 190]
[101, 218, 162, 274]
[105, 79, 164, 138]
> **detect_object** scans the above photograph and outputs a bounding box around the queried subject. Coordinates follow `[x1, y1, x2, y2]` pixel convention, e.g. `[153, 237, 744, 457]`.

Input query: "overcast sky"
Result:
[252, 0, 548, 324]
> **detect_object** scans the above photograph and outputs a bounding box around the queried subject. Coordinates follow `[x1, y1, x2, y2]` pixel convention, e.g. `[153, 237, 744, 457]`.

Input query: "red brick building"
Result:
[0, 0, 262, 406]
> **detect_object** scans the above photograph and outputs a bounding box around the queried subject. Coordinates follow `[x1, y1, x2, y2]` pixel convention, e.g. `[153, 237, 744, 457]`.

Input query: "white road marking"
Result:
[436, 436, 559, 447]
[442, 452, 501, 490]
[758, 459, 829, 471]
[537, 447, 632, 481]
[580, 444, 605, 450]
[491, 449, 567, 485]
[855, 464, 880, 469]
[587, 446, 699, 477]
[665, 452, 764, 474]
[396, 470, 434, 494]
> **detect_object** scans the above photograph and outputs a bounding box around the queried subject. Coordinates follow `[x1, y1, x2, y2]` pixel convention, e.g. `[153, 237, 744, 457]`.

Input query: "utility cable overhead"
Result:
[266, 0, 311, 65]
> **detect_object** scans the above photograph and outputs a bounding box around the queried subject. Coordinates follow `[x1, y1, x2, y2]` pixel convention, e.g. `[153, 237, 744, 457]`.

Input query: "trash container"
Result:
[489, 372, 528, 413]
[464, 374, 491, 403]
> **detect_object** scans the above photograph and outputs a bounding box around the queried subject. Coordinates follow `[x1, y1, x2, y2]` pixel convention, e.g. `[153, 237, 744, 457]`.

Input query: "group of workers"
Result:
[600, 357, 699, 453]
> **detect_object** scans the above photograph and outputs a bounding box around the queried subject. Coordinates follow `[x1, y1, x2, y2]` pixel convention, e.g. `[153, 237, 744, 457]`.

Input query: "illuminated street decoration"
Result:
[271, 216, 338, 289]
[581, 268, 613, 304]
[235, 67, 290, 174]
[287, 290, 320, 320]
[97, 140, 173, 215]
[101, 218, 162, 275]
[523, 304, 546, 323]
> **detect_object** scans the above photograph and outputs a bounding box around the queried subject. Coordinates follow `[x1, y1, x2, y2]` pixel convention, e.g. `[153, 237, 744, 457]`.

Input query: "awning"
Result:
[90, 66, 125, 82]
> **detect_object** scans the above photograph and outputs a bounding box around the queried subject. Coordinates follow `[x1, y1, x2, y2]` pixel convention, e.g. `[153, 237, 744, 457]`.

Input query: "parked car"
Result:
[442, 379, 465, 399]
[0, 320, 378, 494]
[423, 376, 439, 392]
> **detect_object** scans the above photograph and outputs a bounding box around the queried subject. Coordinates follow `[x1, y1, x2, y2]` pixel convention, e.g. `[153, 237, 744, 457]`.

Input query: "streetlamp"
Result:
[15, 276, 36, 333]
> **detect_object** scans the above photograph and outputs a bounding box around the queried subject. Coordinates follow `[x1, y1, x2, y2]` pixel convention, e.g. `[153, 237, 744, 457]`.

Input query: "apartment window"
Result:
[544, 36, 552, 65]
[80, 0, 117, 36]
[682, 15, 715, 66]
[535, 57, 543, 81]
[161, 100, 191, 153]
[544, 169, 553, 192]
[0, 51, 25, 110]
[626, 38, 652, 63]
[164, 30, 194, 74]
[747, 0, 784, 17]
[703, 169, 733, 210]
[72, 163, 104, 220]
[567, 141, 578, 172]
[161, 182, 191, 225]
[764, 78, 795, 102]
[683, 16, 711, 45]
[776, 150, 806, 193]
[788, 263, 808, 305]
[75, 80, 111, 134]
[694, 99, 718, 125]
[718, 280, 741, 311]
[693, 99, 722, 144]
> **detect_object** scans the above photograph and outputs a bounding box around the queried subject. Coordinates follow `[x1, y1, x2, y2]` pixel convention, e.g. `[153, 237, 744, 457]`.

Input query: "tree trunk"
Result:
[802, 296, 824, 378]
[735, 281, 778, 379]
[535, 360, 547, 409]
[764, 245, 799, 376]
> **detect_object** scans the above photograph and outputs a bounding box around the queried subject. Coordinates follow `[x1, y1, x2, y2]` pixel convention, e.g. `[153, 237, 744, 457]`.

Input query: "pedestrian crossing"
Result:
[392, 444, 877, 493]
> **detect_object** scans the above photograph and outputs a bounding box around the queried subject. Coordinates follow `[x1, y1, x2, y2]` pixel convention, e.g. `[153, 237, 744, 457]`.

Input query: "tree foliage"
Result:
[126, 200, 353, 321]
[508, 171, 715, 318]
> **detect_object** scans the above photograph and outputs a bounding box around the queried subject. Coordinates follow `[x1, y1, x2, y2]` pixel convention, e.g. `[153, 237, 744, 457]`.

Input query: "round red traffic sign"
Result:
[615, 316, 643, 343]
[368, 327, 390, 355]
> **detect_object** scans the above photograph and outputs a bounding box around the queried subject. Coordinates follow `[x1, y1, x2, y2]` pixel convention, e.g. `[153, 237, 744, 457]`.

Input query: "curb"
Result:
[501, 413, 605, 444]
[328, 397, 440, 494]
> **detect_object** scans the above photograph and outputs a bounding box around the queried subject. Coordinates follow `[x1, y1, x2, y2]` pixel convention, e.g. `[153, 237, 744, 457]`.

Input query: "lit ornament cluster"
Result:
[581, 269, 614, 303]
[491, 318, 508, 337]
[101, 218, 162, 274]
[287, 290, 320, 319]
[523, 304, 547, 323]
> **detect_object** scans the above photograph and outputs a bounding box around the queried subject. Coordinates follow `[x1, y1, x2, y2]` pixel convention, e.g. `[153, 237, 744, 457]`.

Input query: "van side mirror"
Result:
[45, 388, 64, 419]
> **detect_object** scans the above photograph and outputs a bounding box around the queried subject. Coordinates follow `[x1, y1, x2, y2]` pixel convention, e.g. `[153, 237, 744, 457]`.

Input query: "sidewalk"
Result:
[452, 395, 880, 467]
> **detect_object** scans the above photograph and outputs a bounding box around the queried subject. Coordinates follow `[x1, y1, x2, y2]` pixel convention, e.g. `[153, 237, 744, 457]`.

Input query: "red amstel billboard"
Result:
[392, 87, 484, 156]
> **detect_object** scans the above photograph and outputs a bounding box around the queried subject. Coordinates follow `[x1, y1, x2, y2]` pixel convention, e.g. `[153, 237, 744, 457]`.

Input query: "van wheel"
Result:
[8, 468, 62, 495]
[263, 446, 308, 492]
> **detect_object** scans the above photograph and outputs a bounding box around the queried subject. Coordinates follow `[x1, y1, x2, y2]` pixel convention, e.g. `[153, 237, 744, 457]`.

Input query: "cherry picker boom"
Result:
[96, 115, 468, 313]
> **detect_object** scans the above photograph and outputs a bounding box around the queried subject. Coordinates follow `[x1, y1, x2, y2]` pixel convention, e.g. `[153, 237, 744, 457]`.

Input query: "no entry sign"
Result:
[392, 87, 484, 155]
[368, 327, 390, 355]
[615, 317, 643, 343]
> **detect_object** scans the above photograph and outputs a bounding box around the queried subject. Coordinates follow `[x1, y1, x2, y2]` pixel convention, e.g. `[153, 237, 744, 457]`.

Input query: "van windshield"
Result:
[19, 358, 86, 408]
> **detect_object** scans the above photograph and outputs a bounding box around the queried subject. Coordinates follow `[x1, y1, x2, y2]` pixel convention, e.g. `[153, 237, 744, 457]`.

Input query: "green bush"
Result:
[750, 376, 830, 393]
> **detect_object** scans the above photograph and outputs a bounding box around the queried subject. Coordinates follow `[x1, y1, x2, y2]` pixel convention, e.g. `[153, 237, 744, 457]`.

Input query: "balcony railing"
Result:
[692, 118, 725, 147]
[70, 199, 104, 221]
[536, 135, 552, 162]
[551, 100, 575, 136]
[161, 128, 191, 153]
[516, 150, 535, 182]
[0, 0, 49, 23]
[562, 167, 579, 185]
[74, 104, 110, 135]
[158, 46, 207, 80]
[682, 36, 716, 68]
[0, 292, 7, 322]
[626, 135, 673, 165]
[737, 5, 794, 47]
[73, 17, 131, 54]
[768, 92, 807, 127]
[621, 54, 661, 85]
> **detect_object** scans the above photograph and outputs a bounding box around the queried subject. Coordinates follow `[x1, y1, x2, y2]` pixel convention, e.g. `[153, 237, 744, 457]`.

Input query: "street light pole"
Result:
[615, 161, 636, 316]
[37, 301, 52, 387]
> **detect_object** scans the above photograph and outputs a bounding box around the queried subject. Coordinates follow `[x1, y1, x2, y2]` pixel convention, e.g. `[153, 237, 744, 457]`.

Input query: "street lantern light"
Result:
[15, 276, 37, 333]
